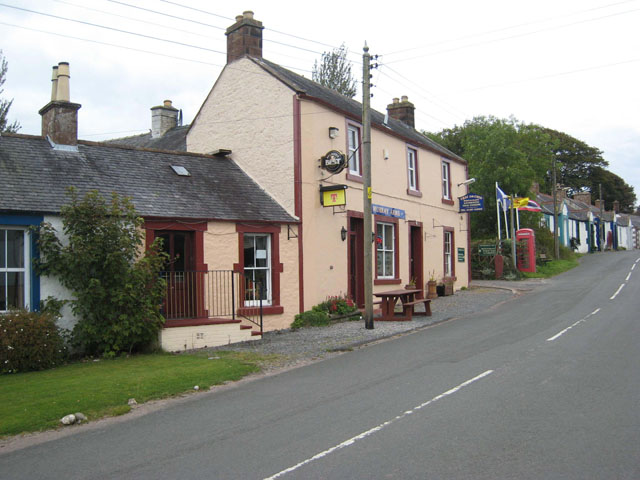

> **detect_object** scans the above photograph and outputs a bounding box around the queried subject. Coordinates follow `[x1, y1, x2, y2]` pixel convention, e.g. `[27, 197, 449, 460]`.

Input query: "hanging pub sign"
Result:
[459, 193, 484, 212]
[320, 184, 348, 207]
[320, 150, 347, 174]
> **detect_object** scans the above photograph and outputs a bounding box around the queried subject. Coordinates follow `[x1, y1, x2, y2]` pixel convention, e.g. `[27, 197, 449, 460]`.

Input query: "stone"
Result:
[193, 386, 200, 391]
[74, 412, 87, 423]
[127, 398, 137, 406]
[61, 414, 76, 425]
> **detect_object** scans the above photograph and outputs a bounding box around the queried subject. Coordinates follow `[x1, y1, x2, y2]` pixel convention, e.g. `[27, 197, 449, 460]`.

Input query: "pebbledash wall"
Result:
[187, 56, 470, 313]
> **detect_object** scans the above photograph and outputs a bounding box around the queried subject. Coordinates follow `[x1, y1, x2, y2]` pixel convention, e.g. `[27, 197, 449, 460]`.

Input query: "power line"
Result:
[385, 4, 640, 65]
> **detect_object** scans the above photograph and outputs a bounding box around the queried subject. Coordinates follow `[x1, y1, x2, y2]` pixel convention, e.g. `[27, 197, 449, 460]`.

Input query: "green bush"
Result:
[312, 295, 358, 316]
[290, 310, 330, 330]
[0, 310, 68, 374]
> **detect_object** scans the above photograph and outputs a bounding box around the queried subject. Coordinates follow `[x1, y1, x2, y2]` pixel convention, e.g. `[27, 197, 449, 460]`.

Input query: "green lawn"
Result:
[521, 257, 580, 278]
[0, 351, 271, 437]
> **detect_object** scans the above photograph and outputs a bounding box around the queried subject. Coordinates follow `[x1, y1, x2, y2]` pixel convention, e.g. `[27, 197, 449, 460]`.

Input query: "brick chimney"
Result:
[386, 96, 415, 128]
[613, 200, 620, 213]
[226, 11, 264, 63]
[595, 199, 604, 210]
[39, 62, 81, 146]
[573, 191, 592, 205]
[151, 100, 179, 138]
[556, 186, 567, 199]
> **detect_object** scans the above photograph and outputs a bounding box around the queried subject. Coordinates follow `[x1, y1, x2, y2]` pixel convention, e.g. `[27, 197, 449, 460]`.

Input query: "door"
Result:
[157, 231, 196, 318]
[348, 217, 364, 307]
[409, 225, 423, 298]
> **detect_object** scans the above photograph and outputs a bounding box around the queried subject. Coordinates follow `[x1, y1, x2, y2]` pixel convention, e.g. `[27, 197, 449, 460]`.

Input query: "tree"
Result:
[0, 50, 20, 133]
[589, 167, 636, 213]
[312, 43, 358, 98]
[35, 189, 167, 356]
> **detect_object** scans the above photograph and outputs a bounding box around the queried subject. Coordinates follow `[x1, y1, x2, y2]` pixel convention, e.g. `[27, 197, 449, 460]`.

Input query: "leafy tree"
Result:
[312, 43, 358, 98]
[0, 50, 20, 133]
[35, 189, 167, 356]
[589, 167, 636, 213]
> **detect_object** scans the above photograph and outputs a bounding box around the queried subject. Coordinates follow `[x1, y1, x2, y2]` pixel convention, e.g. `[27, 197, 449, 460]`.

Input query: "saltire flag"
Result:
[518, 199, 542, 212]
[496, 184, 510, 210]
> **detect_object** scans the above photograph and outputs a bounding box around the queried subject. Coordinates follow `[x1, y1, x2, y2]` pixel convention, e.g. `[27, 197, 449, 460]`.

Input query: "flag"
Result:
[513, 197, 530, 208]
[518, 199, 542, 212]
[496, 184, 510, 210]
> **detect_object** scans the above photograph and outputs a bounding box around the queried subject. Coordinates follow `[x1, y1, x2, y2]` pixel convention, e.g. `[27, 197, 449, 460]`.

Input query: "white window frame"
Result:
[347, 124, 361, 176]
[407, 147, 418, 191]
[0, 227, 30, 312]
[442, 160, 451, 200]
[444, 230, 453, 277]
[243, 233, 272, 306]
[376, 222, 395, 279]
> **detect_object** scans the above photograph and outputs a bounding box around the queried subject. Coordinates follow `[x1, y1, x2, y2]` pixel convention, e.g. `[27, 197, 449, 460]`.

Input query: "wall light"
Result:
[329, 127, 339, 139]
[341, 226, 348, 241]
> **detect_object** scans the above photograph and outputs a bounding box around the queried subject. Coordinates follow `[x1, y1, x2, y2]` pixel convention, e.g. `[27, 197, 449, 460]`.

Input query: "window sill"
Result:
[407, 189, 422, 198]
[238, 305, 284, 316]
[374, 278, 401, 286]
[441, 198, 455, 206]
[346, 172, 363, 183]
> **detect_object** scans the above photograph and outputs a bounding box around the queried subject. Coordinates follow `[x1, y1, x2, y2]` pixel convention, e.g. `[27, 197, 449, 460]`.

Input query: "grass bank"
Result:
[521, 257, 580, 278]
[0, 351, 275, 437]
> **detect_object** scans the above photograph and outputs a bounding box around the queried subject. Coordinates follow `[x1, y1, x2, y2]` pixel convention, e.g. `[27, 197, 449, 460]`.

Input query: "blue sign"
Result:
[459, 193, 484, 212]
[372, 204, 406, 219]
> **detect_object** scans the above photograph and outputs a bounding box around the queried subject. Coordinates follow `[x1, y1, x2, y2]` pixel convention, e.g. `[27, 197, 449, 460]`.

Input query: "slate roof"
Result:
[106, 125, 188, 151]
[0, 133, 296, 223]
[252, 57, 466, 164]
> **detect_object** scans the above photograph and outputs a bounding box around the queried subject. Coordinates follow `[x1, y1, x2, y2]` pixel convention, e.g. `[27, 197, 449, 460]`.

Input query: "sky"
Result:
[1, 0, 639, 204]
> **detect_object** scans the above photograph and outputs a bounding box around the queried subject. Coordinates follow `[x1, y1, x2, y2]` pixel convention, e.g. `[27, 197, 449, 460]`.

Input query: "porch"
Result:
[159, 270, 264, 351]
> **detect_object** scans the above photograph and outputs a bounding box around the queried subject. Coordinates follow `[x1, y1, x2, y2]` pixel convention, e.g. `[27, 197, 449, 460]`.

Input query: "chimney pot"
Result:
[226, 11, 264, 63]
[387, 95, 415, 128]
[50, 65, 59, 101]
[235, 15, 243, 22]
[39, 61, 80, 146]
[401, 95, 409, 102]
[55, 62, 71, 102]
[393, 97, 399, 104]
[243, 10, 254, 19]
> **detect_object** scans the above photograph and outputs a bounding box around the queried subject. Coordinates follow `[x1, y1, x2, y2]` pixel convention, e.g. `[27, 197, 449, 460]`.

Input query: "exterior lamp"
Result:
[341, 226, 348, 241]
[329, 127, 339, 139]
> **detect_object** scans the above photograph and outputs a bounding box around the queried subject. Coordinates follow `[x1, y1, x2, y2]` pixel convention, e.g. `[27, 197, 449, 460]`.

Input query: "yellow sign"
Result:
[367, 187, 372, 199]
[322, 188, 346, 207]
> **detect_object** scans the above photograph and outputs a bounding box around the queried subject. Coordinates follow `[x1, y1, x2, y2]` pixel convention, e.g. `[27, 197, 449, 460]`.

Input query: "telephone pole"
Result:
[362, 43, 374, 329]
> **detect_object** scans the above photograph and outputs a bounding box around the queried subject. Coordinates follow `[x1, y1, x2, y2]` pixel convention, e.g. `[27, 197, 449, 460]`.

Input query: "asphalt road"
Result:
[2, 251, 639, 479]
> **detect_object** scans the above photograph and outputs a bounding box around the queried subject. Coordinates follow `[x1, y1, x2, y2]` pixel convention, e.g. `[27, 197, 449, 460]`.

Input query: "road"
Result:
[2, 251, 639, 479]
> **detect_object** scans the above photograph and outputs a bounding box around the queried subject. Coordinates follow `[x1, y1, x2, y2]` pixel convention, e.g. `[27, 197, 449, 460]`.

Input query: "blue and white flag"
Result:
[496, 184, 510, 210]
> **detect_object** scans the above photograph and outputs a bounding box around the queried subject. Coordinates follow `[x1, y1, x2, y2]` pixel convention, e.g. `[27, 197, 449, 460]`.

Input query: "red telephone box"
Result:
[516, 228, 536, 273]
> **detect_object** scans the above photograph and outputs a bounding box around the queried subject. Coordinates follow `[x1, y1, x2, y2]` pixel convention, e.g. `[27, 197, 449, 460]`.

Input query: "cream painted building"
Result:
[187, 12, 471, 312]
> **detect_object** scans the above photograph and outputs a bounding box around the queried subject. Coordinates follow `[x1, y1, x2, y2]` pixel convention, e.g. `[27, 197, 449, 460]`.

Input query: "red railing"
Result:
[160, 270, 263, 334]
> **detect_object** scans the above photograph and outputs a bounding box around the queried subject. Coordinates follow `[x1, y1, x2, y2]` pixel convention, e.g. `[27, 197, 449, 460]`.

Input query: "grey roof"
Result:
[106, 125, 188, 151]
[251, 57, 466, 164]
[0, 133, 296, 223]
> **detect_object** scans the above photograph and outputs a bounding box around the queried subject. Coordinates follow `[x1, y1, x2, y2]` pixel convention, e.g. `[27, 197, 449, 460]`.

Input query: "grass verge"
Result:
[521, 257, 580, 278]
[0, 351, 271, 438]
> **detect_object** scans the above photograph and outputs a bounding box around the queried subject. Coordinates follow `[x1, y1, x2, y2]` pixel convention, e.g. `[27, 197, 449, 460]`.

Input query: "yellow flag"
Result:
[513, 197, 530, 208]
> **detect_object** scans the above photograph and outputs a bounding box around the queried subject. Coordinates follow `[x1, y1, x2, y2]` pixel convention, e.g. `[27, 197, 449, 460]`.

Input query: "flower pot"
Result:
[426, 280, 438, 299]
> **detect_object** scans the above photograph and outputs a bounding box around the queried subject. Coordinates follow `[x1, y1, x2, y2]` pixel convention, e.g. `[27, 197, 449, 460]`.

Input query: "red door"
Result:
[158, 231, 196, 318]
[348, 217, 364, 307]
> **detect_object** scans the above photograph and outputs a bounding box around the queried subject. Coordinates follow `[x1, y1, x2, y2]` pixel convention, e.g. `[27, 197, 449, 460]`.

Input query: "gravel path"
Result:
[205, 285, 519, 371]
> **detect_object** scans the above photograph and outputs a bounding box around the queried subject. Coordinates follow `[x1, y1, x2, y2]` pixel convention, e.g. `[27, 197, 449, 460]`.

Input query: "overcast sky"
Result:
[1, 0, 638, 204]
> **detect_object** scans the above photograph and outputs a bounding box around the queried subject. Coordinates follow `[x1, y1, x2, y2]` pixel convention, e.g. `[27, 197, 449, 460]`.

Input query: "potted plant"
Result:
[405, 277, 417, 290]
[426, 270, 438, 299]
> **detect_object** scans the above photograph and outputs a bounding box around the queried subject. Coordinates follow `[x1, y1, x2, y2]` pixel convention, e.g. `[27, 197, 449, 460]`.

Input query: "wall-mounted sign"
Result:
[320, 150, 347, 174]
[457, 247, 465, 262]
[459, 193, 484, 212]
[372, 204, 406, 219]
[320, 184, 347, 207]
[478, 244, 497, 256]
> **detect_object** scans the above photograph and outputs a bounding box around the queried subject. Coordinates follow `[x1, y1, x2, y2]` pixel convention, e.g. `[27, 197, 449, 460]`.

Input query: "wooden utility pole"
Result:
[553, 156, 560, 259]
[599, 183, 604, 251]
[362, 43, 374, 329]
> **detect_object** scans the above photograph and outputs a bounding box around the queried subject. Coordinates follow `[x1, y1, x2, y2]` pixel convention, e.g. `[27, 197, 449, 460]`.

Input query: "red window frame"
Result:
[345, 120, 363, 183]
[233, 224, 284, 315]
[406, 145, 422, 197]
[441, 159, 454, 205]
[374, 215, 400, 285]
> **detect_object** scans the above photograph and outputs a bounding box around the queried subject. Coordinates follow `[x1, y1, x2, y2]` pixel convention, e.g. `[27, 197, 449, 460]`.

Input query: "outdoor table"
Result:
[373, 288, 423, 321]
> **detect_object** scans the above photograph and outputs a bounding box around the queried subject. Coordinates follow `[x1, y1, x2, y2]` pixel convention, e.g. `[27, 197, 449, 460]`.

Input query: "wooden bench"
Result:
[538, 253, 551, 264]
[402, 298, 432, 317]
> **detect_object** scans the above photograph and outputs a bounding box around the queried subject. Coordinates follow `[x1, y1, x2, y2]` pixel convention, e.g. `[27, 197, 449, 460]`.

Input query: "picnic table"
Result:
[374, 288, 431, 321]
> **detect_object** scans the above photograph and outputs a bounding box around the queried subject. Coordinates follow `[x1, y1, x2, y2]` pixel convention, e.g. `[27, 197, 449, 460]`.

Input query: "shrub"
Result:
[290, 310, 330, 330]
[312, 295, 358, 316]
[34, 189, 168, 356]
[0, 310, 68, 374]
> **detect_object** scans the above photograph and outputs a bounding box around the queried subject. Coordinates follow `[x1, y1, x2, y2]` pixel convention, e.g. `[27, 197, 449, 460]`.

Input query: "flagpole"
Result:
[504, 203, 509, 239]
[496, 182, 502, 242]
[516, 205, 520, 230]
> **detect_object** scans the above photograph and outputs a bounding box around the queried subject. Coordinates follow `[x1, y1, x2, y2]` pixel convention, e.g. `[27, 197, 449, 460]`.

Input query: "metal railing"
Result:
[160, 270, 263, 334]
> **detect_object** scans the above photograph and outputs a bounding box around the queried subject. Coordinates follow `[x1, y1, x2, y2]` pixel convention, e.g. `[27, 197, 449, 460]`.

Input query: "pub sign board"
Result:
[372, 204, 406, 219]
[459, 193, 484, 212]
[320, 184, 347, 207]
[320, 150, 347, 174]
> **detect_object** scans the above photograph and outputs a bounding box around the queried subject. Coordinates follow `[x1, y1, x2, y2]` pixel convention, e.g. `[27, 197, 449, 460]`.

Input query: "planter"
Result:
[436, 284, 445, 297]
[443, 277, 454, 296]
[405, 284, 416, 290]
[426, 280, 438, 299]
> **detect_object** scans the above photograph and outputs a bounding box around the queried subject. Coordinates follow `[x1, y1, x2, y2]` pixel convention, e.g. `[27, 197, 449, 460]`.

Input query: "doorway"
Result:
[157, 230, 197, 318]
[348, 216, 364, 307]
[409, 225, 423, 298]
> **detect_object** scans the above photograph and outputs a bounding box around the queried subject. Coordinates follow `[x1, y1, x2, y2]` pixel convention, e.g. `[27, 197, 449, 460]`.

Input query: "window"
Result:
[444, 228, 455, 278]
[407, 147, 419, 193]
[347, 123, 362, 177]
[442, 160, 451, 200]
[243, 233, 271, 306]
[0, 227, 29, 311]
[376, 222, 395, 279]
